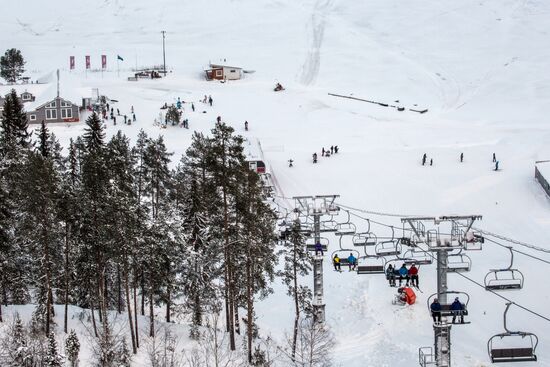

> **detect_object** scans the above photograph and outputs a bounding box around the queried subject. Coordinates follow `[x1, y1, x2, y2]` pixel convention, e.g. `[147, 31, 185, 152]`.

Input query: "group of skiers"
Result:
[422, 152, 500, 170]
[386, 263, 419, 288]
[313, 145, 339, 163]
[104, 105, 136, 126]
[430, 297, 465, 324]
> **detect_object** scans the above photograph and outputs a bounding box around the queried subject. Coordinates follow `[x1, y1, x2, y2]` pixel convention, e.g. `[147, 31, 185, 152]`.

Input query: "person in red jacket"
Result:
[395, 287, 416, 305]
[408, 264, 419, 287]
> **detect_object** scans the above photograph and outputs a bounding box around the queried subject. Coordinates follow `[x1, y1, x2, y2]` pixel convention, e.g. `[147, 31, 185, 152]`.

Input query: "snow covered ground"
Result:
[2, 0, 550, 365]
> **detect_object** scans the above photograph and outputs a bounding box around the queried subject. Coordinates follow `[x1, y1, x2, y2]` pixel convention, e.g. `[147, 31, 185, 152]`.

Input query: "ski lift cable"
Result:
[483, 237, 550, 266]
[340, 208, 550, 324]
[468, 225, 550, 255]
[335, 202, 427, 218]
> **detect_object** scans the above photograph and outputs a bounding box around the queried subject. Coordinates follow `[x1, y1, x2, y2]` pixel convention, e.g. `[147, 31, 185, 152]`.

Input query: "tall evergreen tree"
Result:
[44, 332, 64, 367]
[0, 49, 25, 83]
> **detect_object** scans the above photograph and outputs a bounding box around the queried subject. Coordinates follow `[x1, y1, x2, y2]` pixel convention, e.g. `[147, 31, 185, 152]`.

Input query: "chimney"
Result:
[56, 69, 60, 98]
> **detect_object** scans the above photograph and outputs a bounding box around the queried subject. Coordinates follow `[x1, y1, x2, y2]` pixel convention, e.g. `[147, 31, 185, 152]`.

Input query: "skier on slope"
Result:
[460, 152, 464, 162]
[422, 153, 427, 166]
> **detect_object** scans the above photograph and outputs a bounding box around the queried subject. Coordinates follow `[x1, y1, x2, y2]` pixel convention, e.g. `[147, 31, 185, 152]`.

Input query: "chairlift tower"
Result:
[293, 195, 339, 324]
[403, 215, 482, 367]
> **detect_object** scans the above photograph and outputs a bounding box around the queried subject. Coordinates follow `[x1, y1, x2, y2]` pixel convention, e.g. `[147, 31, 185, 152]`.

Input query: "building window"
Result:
[46, 101, 56, 108]
[22, 94, 30, 101]
[29, 114, 36, 121]
[61, 108, 73, 119]
[46, 109, 57, 120]
[60, 101, 71, 107]
[230, 69, 236, 73]
[215, 70, 223, 77]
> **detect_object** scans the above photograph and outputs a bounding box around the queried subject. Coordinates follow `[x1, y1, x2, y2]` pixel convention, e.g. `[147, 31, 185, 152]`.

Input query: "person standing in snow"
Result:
[113, 116, 117, 125]
[493, 153, 496, 162]
[124, 115, 127, 124]
[245, 121, 249, 131]
[322, 147, 325, 156]
[117, 108, 120, 116]
[208, 95, 213, 106]
[217, 116, 222, 123]
[422, 153, 427, 166]
[131, 105, 134, 114]
[430, 159, 433, 166]
[288, 159, 293, 167]
[334, 145, 339, 154]
[191, 103, 195, 112]
[460, 153, 464, 162]
[313, 153, 318, 163]
[495, 161, 499, 171]
[330, 146, 334, 155]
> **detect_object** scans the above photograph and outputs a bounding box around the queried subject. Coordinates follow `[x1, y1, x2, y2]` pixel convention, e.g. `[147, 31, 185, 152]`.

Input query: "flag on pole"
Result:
[85, 55, 91, 69]
[101, 55, 107, 69]
[117, 55, 124, 61]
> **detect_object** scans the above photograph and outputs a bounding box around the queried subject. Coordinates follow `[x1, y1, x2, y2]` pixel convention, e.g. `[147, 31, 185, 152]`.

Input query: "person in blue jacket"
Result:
[314, 242, 323, 256]
[398, 264, 409, 286]
[451, 297, 464, 324]
[347, 253, 357, 271]
[431, 298, 442, 323]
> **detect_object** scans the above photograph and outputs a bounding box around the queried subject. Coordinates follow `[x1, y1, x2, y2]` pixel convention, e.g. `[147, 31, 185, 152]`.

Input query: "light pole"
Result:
[161, 30, 167, 76]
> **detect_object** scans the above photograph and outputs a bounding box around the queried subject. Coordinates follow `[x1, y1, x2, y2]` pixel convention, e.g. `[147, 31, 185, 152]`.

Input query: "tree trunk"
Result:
[117, 265, 122, 314]
[292, 241, 300, 360]
[90, 296, 98, 337]
[123, 256, 137, 354]
[246, 249, 253, 363]
[141, 272, 145, 316]
[64, 222, 71, 334]
[43, 222, 52, 336]
[133, 268, 139, 348]
[149, 287, 155, 337]
[166, 284, 171, 323]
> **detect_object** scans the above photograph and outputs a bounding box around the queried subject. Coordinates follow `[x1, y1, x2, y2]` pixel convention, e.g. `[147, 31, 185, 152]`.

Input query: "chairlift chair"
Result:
[334, 210, 357, 236]
[357, 255, 387, 274]
[447, 252, 472, 273]
[375, 240, 402, 257]
[402, 249, 432, 265]
[352, 232, 377, 247]
[464, 230, 484, 250]
[332, 249, 360, 269]
[484, 247, 524, 291]
[305, 237, 329, 252]
[427, 229, 463, 250]
[427, 291, 470, 319]
[488, 303, 538, 363]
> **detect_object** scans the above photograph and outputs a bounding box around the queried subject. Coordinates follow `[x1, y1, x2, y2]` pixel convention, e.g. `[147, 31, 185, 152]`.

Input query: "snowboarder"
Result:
[408, 264, 419, 287]
[314, 242, 324, 256]
[398, 264, 409, 286]
[313, 153, 318, 163]
[334, 145, 339, 154]
[430, 298, 442, 323]
[386, 264, 396, 287]
[430, 158, 433, 166]
[333, 254, 341, 271]
[288, 159, 294, 167]
[330, 146, 334, 155]
[422, 153, 427, 166]
[208, 95, 213, 106]
[493, 153, 496, 163]
[460, 153, 464, 162]
[191, 103, 195, 112]
[347, 253, 357, 271]
[245, 121, 249, 131]
[495, 161, 499, 171]
[451, 297, 465, 324]
[217, 116, 222, 123]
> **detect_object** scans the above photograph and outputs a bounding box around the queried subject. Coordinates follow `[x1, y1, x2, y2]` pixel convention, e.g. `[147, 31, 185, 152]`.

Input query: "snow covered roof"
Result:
[208, 59, 243, 69]
[535, 160, 550, 180]
[0, 70, 84, 111]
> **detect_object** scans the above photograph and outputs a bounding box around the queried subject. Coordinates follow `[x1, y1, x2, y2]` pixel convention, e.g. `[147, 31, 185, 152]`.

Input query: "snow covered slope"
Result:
[2, 0, 550, 365]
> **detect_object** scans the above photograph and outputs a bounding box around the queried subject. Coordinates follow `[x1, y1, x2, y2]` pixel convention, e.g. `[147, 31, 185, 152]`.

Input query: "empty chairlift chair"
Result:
[375, 240, 402, 256]
[402, 249, 432, 265]
[446, 252, 472, 273]
[334, 211, 357, 236]
[484, 247, 524, 291]
[357, 256, 387, 274]
[488, 303, 538, 363]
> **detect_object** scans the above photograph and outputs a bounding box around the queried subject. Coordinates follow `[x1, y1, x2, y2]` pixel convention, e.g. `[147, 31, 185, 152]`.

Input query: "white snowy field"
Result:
[2, 0, 550, 365]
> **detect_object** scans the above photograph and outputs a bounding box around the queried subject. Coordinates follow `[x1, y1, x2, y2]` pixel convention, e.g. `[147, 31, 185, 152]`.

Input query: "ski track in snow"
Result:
[299, 0, 333, 86]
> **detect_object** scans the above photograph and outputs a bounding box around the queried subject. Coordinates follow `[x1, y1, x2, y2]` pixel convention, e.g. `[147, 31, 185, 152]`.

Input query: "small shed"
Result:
[535, 161, 550, 197]
[205, 61, 243, 81]
[20, 91, 35, 103]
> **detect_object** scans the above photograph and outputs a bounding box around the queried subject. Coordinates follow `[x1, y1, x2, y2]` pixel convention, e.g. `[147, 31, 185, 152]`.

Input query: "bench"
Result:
[357, 265, 385, 274]
[490, 348, 536, 363]
[438, 304, 468, 317]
